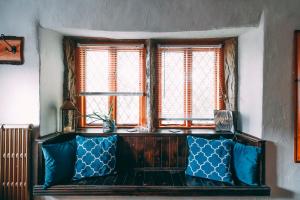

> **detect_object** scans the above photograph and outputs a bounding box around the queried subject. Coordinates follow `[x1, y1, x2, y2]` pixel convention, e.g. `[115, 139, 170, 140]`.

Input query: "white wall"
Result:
[39, 28, 64, 134]
[262, 4, 300, 198]
[1, 0, 300, 199]
[238, 14, 264, 138]
[0, 0, 39, 125]
[37, 0, 262, 32]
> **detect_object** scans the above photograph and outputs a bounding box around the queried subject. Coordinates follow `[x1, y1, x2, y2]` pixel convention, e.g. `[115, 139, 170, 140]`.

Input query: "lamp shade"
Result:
[60, 99, 76, 110]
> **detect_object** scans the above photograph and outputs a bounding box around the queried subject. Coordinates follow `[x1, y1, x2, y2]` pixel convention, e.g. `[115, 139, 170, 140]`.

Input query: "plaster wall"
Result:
[238, 15, 264, 138]
[37, 0, 262, 33]
[39, 28, 64, 134]
[1, 0, 300, 199]
[0, 0, 39, 125]
[262, 5, 300, 199]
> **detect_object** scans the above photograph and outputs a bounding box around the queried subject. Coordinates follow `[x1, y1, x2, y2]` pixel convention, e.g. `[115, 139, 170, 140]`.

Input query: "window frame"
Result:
[75, 40, 147, 128]
[295, 31, 300, 162]
[155, 40, 225, 129]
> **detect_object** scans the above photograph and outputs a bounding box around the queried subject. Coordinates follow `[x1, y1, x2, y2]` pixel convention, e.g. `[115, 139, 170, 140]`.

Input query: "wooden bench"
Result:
[33, 130, 271, 196]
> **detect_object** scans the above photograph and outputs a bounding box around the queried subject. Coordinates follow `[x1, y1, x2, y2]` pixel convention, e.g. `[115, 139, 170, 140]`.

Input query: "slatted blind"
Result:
[295, 32, 300, 162]
[156, 45, 225, 128]
[76, 44, 146, 127]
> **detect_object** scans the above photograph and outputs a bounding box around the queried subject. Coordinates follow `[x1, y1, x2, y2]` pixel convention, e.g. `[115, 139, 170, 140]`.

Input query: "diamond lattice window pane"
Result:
[85, 50, 109, 92]
[192, 51, 215, 120]
[82, 46, 145, 126]
[117, 96, 139, 125]
[85, 96, 109, 125]
[117, 51, 140, 93]
[161, 51, 185, 123]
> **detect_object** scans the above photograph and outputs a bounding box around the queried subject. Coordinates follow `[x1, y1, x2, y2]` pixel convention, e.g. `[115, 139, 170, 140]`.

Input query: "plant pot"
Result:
[103, 120, 115, 133]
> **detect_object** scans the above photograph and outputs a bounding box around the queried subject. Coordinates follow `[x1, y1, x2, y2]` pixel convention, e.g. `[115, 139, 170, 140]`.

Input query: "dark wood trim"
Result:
[33, 184, 270, 196]
[153, 38, 232, 46]
[64, 36, 147, 46]
[35, 129, 267, 144]
[260, 141, 266, 185]
[65, 37, 235, 47]
[295, 31, 300, 162]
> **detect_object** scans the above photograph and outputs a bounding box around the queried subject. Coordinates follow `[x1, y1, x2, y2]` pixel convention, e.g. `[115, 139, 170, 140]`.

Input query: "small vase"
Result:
[103, 120, 115, 133]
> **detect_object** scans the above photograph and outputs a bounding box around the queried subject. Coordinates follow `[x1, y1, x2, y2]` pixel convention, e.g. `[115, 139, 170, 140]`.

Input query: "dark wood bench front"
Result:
[33, 130, 271, 196]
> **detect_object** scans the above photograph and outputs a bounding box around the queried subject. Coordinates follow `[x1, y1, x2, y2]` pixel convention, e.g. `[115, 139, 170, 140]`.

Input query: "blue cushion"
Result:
[185, 136, 233, 184]
[233, 142, 262, 185]
[73, 135, 118, 180]
[42, 139, 76, 189]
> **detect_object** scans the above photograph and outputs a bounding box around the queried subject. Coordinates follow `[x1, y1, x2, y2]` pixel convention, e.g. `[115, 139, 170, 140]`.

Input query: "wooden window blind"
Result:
[76, 43, 146, 128]
[156, 45, 225, 128]
[295, 31, 300, 162]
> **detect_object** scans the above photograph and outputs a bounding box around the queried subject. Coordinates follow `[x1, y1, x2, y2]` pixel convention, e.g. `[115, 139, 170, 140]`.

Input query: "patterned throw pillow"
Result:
[73, 135, 118, 180]
[185, 136, 233, 184]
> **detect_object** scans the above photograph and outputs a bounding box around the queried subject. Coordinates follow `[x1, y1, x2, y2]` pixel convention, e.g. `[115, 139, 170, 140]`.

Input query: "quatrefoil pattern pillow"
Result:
[73, 135, 118, 180]
[185, 136, 233, 184]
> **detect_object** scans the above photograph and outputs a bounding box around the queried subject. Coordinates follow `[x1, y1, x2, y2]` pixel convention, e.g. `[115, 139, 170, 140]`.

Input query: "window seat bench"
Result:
[33, 131, 271, 196]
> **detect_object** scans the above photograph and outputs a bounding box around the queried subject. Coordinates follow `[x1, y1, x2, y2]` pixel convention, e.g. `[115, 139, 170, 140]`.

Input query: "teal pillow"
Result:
[185, 136, 234, 184]
[42, 139, 76, 189]
[233, 142, 262, 185]
[73, 135, 118, 180]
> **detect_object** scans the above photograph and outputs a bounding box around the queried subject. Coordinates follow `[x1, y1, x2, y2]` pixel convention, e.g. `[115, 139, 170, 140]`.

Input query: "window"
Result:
[76, 43, 146, 127]
[156, 44, 224, 128]
[75, 40, 226, 129]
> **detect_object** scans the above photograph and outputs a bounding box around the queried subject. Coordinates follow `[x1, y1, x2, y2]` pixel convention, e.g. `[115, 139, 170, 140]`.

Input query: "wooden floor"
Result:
[33, 170, 271, 196]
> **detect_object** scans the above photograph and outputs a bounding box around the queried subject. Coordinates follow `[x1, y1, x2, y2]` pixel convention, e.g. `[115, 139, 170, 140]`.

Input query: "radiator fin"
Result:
[0, 125, 31, 200]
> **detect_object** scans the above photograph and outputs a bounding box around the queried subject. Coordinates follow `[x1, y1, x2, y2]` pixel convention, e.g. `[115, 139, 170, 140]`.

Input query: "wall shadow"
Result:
[30, 125, 41, 200]
[266, 141, 294, 198]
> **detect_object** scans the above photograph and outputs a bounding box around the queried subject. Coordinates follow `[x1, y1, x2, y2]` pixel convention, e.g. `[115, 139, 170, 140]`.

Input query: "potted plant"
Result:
[85, 104, 115, 133]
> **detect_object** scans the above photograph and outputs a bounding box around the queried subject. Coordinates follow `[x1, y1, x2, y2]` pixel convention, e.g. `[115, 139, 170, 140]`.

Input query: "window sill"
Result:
[37, 128, 235, 144]
[76, 127, 226, 135]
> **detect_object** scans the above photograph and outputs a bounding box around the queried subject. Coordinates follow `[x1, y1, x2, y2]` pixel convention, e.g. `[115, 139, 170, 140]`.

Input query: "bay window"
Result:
[75, 40, 225, 129]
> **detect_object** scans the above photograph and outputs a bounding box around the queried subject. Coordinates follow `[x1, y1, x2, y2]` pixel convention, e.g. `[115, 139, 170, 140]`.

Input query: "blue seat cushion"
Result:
[73, 135, 118, 180]
[233, 142, 262, 185]
[42, 139, 76, 189]
[185, 136, 233, 184]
